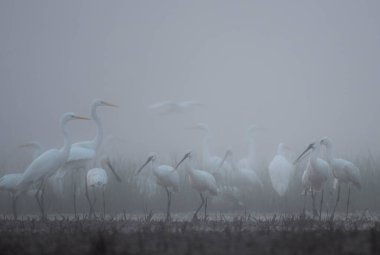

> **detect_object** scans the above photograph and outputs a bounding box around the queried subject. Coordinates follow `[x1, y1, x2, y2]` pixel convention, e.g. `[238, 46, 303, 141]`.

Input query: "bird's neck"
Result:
[202, 133, 211, 160]
[91, 106, 103, 152]
[325, 144, 334, 163]
[60, 120, 71, 158]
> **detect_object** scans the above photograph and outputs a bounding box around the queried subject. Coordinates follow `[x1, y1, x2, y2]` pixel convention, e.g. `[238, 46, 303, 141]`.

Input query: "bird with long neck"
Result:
[294, 142, 330, 218]
[136, 152, 190, 221]
[320, 137, 361, 220]
[16, 112, 90, 219]
[58, 99, 117, 217]
[238, 125, 261, 170]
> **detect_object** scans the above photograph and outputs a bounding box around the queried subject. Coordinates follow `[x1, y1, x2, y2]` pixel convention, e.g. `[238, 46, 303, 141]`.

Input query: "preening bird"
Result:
[294, 142, 330, 217]
[85, 157, 121, 218]
[183, 153, 218, 221]
[57, 99, 117, 217]
[136, 152, 190, 221]
[16, 112, 90, 218]
[148, 100, 203, 115]
[320, 137, 361, 219]
[268, 143, 295, 197]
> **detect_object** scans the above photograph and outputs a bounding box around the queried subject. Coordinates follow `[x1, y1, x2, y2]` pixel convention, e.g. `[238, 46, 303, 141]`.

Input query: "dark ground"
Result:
[0, 214, 379, 255]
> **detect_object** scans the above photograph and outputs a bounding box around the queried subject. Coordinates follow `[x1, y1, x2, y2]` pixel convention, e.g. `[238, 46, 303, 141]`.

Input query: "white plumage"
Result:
[268, 143, 295, 196]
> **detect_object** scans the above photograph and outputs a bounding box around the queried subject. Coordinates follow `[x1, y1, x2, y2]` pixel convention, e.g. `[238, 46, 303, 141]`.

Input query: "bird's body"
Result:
[268, 144, 295, 196]
[0, 173, 22, 193]
[87, 168, 108, 189]
[148, 100, 202, 115]
[153, 165, 180, 192]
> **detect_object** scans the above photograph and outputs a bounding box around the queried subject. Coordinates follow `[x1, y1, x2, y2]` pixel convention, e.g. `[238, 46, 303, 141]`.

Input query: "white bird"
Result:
[19, 141, 43, 159]
[16, 112, 90, 218]
[320, 137, 361, 219]
[183, 153, 218, 221]
[136, 152, 191, 220]
[191, 123, 231, 184]
[223, 150, 263, 191]
[85, 157, 120, 218]
[148, 100, 203, 115]
[268, 143, 295, 196]
[294, 142, 331, 217]
[238, 125, 261, 170]
[0, 173, 22, 219]
[56, 99, 117, 217]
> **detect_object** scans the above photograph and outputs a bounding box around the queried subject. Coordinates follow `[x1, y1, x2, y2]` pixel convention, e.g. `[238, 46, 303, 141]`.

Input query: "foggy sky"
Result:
[1, 0, 380, 168]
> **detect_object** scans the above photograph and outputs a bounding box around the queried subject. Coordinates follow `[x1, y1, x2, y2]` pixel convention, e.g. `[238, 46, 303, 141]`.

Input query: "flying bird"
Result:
[148, 100, 203, 115]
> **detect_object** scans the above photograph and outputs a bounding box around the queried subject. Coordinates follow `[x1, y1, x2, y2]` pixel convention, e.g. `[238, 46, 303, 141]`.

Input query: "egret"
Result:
[148, 100, 203, 115]
[136, 152, 191, 221]
[85, 157, 121, 218]
[320, 137, 361, 220]
[16, 112, 90, 218]
[57, 99, 117, 217]
[191, 123, 231, 183]
[268, 143, 295, 197]
[183, 153, 218, 221]
[294, 142, 330, 217]
[238, 125, 261, 170]
[19, 141, 43, 159]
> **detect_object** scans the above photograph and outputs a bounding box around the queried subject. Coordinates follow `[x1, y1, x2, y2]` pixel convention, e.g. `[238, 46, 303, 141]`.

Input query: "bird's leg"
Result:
[40, 179, 46, 220]
[193, 193, 205, 221]
[11, 194, 18, 220]
[319, 189, 324, 221]
[102, 188, 106, 220]
[165, 187, 171, 221]
[92, 188, 97, 219]
[35, 181, 43, 213]
[346, 184, 351, 220]
[204, 196, 208, 222]
[311, 188, 318, 218]
[330, 182, 341, 221]
[72, 170, 77, 219]
[84, 175, 95, 219]
[302, 189, 307, 217]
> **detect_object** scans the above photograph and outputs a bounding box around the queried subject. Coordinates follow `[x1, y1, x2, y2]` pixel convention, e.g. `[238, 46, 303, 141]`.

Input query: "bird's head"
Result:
[293, 142, 317, 165]
[320, 137, 332, 147]
[136, 152, 157, 175]
[189, 123, 209, 132]
[174, 151, 192, 169]
[92, 99, 118, 108]
[61, 112, 91, 123]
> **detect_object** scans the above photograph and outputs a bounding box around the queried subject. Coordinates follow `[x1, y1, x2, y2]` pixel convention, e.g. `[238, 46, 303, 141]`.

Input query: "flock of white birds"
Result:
[0, 99, 361, 221]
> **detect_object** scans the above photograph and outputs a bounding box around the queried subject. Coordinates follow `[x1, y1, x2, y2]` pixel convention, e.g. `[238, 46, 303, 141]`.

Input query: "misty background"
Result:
[1, 0, 380, 169]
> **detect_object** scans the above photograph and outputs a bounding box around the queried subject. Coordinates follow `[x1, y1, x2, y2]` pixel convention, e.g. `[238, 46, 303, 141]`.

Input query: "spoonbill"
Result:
[294, 142, 330, 217]
[16, 112, 90, 218]
[183, 153, 218, 221]
[85, 157, 121, 218]
[320, 137, 361, 220]
[268, 143, 295, 197]
[136, 152, 191, 221]
[148, 100, 203, 115]
[57, 99, 117, 217]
